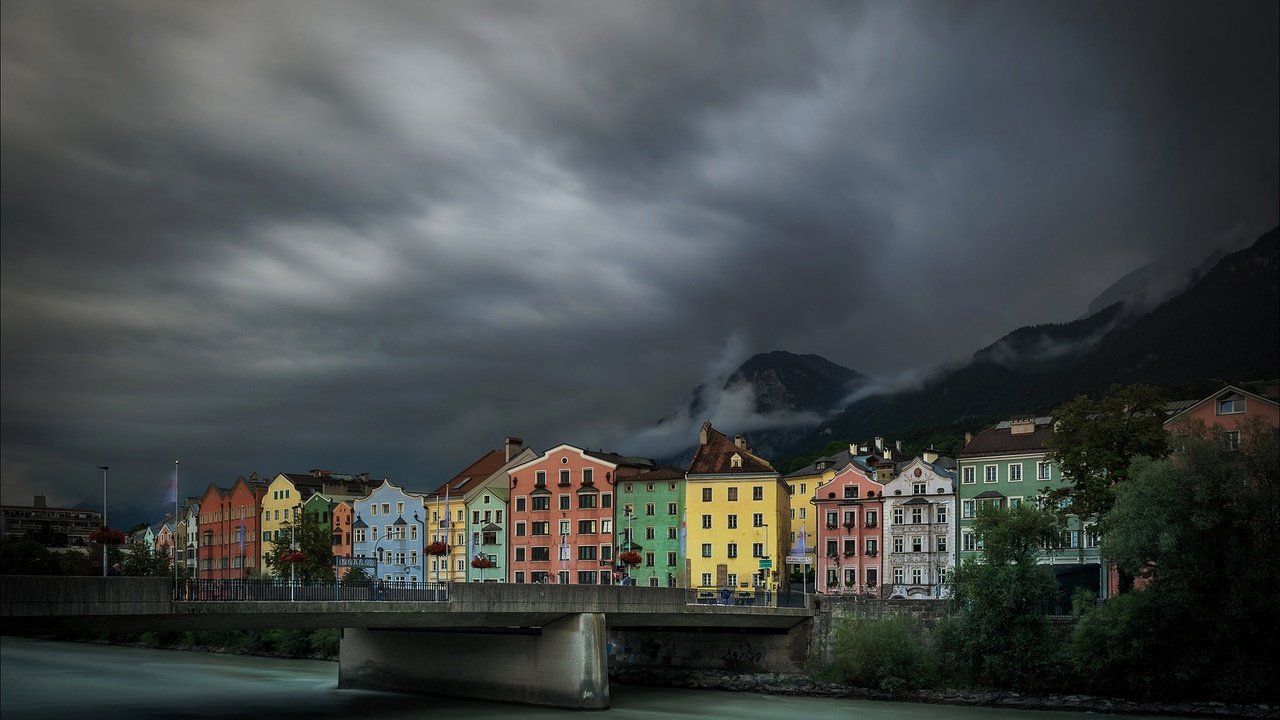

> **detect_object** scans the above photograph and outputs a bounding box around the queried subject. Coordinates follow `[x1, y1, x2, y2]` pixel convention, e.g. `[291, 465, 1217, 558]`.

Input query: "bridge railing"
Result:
[175, 579, 449, 602]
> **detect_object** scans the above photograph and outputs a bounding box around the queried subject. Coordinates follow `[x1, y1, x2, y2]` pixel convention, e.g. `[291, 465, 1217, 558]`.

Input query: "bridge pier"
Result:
[339, 612, 609, 709]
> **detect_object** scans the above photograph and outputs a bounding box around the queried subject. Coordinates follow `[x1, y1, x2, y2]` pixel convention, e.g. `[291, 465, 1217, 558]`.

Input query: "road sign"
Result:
[335, 556, 376, 568]
[785, 555, 813, 565]
[759, 558, 772, 569]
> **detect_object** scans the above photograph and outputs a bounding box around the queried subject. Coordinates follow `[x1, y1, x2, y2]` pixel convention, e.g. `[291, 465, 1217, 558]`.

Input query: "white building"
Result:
[881, 449, 956, 599]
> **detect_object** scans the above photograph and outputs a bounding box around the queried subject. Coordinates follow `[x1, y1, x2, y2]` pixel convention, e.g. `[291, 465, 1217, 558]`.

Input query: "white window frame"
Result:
[984, 465, 998, 483]
[1009, 464, 1023, 482]
[962, 467, 975, 484]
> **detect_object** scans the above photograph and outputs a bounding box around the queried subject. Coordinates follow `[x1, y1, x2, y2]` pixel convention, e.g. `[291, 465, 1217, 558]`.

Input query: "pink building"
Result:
[507, 444, 649, 585]
[814, 460, 886, 595]
[1164, 384, 1280, 446]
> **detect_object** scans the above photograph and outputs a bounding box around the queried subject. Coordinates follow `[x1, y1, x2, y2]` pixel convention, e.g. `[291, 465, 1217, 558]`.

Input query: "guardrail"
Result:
[175, 578, 449, 602]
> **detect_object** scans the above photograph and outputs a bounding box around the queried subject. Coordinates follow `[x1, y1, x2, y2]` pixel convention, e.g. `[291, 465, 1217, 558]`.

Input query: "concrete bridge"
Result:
[1, 577, 814, 709]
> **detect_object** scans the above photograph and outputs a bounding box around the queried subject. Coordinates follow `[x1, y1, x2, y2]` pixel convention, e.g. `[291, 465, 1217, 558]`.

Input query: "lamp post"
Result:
[413, 512, 424, 583]
[280, 518, 296, 601]
[98, 465, 109, 577]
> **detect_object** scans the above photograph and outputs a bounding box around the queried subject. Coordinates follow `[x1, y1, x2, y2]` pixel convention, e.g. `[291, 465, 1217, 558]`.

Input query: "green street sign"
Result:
[759, 558, 772, 569]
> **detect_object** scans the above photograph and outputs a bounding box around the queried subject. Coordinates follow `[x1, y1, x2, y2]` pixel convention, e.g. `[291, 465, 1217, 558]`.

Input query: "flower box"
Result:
[89, 527, 126, 545]
[471, 556, 494, 569]
[618, 551, 642, 566]
[426, 541, 449, 556]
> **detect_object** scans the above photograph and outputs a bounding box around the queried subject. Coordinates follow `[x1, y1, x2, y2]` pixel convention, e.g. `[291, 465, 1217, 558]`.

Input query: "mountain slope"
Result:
[788, 226, 1280, 461]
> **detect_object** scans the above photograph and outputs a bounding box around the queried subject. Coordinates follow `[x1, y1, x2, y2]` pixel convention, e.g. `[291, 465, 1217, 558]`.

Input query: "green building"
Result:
[616, 466, 685, 587]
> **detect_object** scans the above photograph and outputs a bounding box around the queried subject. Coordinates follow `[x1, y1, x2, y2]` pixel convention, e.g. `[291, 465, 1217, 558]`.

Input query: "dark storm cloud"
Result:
[2, 0, 1276, 521]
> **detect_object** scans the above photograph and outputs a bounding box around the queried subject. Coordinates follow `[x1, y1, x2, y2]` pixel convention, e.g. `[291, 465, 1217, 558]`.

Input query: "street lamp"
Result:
[280, 518, 296, 601]
[413, 512, 424, 583]
[98, 466, 109, 577]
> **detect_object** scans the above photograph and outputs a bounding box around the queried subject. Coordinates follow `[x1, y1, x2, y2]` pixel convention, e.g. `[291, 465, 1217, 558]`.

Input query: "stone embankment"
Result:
[609, 666, 1277, 719]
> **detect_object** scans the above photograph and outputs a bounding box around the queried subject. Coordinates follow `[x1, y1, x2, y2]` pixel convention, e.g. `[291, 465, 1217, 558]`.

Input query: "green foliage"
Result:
[120, 540, 172, 576]
[341, 567, 371, 586]
[0, 538, 65, 575]
[830, 615, 937, 691]
[266, 513, 335, 583]
[947, 503, 1063, 692]
[1071, 417, 1280, 702]
[1043, 383, 1170, 521]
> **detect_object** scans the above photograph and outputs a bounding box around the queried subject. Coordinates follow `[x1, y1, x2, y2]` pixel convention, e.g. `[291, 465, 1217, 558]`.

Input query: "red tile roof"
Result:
[687, 422, 777, 475]
[429, 449, 507, 497]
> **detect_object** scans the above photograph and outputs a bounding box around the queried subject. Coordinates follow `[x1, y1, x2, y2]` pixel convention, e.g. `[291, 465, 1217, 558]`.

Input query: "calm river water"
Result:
[2, 637, 1169, 720]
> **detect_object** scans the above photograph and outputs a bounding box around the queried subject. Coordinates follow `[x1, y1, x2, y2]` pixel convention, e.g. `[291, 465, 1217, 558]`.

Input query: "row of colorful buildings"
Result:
[120, 383, 1276, 599]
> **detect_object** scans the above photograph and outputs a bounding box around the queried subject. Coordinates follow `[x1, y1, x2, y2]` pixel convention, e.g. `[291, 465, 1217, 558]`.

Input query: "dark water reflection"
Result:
[2, 637, 1166, 720]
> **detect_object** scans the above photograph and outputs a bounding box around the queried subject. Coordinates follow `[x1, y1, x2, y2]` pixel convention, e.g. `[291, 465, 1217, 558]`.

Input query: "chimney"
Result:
[896, 440, 903, 452]
[875, 436, 884, 451]
[964, 432, 973, 446]
[505, 436, 524, 461]
[699, 421, 711, 446]
[923, 447, 939, 464]
[1010, 416, 1035, 435]
[734, 434, 747, 449]
[885, 448, 893, 461]
[848, 443, 858, 456]
[33, 495, 46, 508]
[359, 472, 370, 482]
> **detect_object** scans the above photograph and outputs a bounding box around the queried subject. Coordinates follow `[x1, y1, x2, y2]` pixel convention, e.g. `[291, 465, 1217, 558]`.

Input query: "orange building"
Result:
[196, 476, 267, 579]
[332, 501, 354, 579]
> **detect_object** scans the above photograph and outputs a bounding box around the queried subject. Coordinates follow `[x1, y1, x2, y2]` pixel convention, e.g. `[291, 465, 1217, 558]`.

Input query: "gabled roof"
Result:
[1163, 384, 1280, 425]
[624, 466, 685, 482]
[959, 418, 1055, 459]
[974, 490, 1007, 500]
[583, 451, 655, 469]
[687, 422, 777, 476]
[429, 450, 508, 499]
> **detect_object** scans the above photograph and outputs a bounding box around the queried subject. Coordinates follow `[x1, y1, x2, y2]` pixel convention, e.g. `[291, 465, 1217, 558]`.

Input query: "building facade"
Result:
[463, 438, 537, 583]
[351, 479, 428, 583]
[616, 466, 685, 587]
[882, 450, 956, 599]
[0, 495, 102, 545]
[196, 477, 267, 579]
[813, 460, 885, 594]
[684, 422, 789, 597]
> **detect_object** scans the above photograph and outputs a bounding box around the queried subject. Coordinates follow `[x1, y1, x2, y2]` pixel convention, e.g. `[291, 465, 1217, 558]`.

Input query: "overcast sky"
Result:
[2, 1, 1277, 526]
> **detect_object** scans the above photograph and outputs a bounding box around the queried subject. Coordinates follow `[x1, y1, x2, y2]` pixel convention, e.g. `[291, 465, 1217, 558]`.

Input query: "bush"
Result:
[829, 615, 936, 691]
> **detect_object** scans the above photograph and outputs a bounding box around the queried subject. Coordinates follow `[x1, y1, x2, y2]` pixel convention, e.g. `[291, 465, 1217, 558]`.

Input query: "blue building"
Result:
[351, 479, 429, 583]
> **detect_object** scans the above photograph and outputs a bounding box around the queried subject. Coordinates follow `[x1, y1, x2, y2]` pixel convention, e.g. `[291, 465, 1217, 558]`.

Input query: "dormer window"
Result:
[1217, 394, 1246, 415]
[730, 453, 743, 469]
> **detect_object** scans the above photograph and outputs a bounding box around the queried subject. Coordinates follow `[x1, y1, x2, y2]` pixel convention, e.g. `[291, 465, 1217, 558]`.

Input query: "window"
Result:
[865, 510, 877, 527]
[962, 467, 975, 484]
[894, 567, 904, 584]
[962, 500, 975, 519]
[602, 494, 612, 508]
[1218, 396, 1246, 415]
[727, 543, 738, 558]
[727, 514, 738, 529]
[396, 502, 404, 515]
[577, 571, 596, 584]
[531, 547, 549, 561]
[578, 520, 597, 534]
[668, 502, 678, 515]
[911, 567, 923, 584]
[558, 469, 571, 486]
[865, 568, 877, 587]
[727, 573, 738, 587]
[893, 536, 904, 553]
[1008, 497, 1023, 509]
[516, 497, 527, 512]
[1037, 461, 1052, 480]
[984, 466, 997, 483]
[936, 505, 947, 524]
[913, 482, 926, 495]
[843, 510, 856, 527]
[582, 468, 594, 484]
[668, 527, 677, 540]
[701, 543, 712, 558]
[667, 551, 677, 566]
[911, 507, 923, 524]
[911, 536, 923, 552]
[578, 546, 597, 560]
[938, 567, 948, 585]
[936, 535, 948, 552]
[645, 503, 655, 516]
[752, 486, 764, 501]
[645, 526, 655, 540]
[1223, 430, 1241, 451]
[701, 514, 712, 529]
[647, 483, 654, 492]
[559, 495, 571, 511]
[531, 522, 549, 536]
[826, 540, 838, 558]
[701, 572, 712, 587]
[865, 538, 878, 554]
[752, 513, 764, 527]
[962, 533, 975, 552]
[702, 488, 712, 502]
[578, 493, 597, 509]
[624, 483, 632, 493]
[843, 486, 855, 498]
[515, 522, 526, 537]
[535, 470, 547, 486]
[602, 519, 612, 533]
[843, 538, 856, 556]
[370, 505, 377, 517]
[559, 520, 571, 535]
[752, 542, 764, 557]
[531, 496, 550, 511]
[727, 487, 738, 501]
[1009, 464, 1023, 482]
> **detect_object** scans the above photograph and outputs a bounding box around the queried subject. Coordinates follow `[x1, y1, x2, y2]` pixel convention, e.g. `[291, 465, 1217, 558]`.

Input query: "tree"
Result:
[0, 538, 65, 575]
[1071, 416, 1280, 701]
[120, 540, 171, 576]
[1043, 384, 1171, 521]
[943, 503, 1063, 691]
[267, 513, 334, 583]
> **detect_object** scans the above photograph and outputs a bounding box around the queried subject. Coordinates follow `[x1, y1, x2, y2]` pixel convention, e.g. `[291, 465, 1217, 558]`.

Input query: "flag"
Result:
[679, 510, 686, 556]
[238, 522, 245, 551]
[165, 466, 178, 505]
[798, 527, 807, 556]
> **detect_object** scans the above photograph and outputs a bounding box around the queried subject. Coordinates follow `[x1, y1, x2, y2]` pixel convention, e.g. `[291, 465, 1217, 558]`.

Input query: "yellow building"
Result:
[260, 470, 373, 576]
[684, 422, 790, 596]
[425, 491, 468, 583]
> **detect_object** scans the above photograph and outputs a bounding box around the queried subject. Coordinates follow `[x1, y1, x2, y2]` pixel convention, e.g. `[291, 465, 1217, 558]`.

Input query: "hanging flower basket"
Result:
[426, 541, 449, 556]
[281, 550, 306, 564]
[618, 551, 642, 566]
[471, 556, 494, 569]
[89, 527, 126, 545]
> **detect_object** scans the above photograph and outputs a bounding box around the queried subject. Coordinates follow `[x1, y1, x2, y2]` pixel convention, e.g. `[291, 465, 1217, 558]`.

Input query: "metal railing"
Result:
[175, 578, 449, 602]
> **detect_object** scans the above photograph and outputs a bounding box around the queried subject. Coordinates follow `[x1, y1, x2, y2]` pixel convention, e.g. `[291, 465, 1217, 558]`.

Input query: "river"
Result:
[2, 637, 1170, 720]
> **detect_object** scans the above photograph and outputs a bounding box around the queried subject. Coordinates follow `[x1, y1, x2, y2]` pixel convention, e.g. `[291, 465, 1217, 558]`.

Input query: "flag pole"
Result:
[173, 461, 180, 593]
